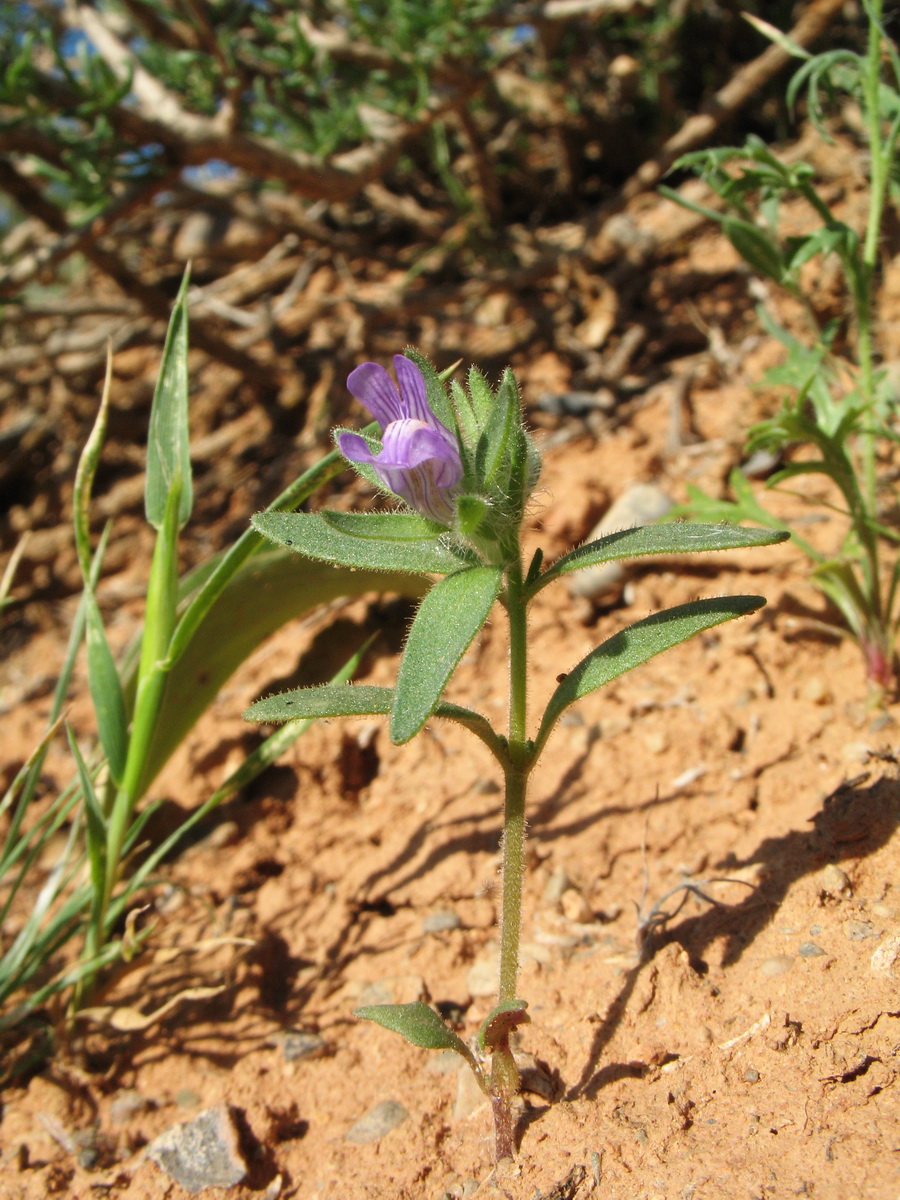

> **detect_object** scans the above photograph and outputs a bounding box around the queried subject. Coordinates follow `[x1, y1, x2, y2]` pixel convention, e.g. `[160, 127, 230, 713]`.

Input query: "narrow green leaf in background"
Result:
[391, 565, 502, 744]
[141, 553, 427, 795]
[73, 349, 112, 578]
[145, 268, 192, 531]
[83, 593, 128, 787]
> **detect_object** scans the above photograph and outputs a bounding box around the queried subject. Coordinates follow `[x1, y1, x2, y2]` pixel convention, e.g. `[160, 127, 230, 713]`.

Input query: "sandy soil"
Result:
[3, 369, 900, 1200]
[2, 138, 900, 1199]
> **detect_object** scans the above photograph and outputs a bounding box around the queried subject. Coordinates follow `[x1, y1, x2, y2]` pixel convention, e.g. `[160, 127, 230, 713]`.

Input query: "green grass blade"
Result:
[145, 268, 192, 530]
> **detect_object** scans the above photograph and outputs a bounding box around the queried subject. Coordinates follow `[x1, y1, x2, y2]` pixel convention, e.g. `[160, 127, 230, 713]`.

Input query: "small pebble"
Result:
[423, 910, 462, 934]
[643, 729, 669, 755]
[346, 1099, 408, 1144]
[453, 1065, 489, 1121]
[146, 1104, 247, 1194]
[802, 677, 831, 705]
[841, 740, 872, 765]
[280, 1031, 327, 1063]
[743, 1068, 760, 1083]
[427, 1050, 465, 1075]
[560, 888, 593, 924]
[843, 919, 879, 941]
[870, 932, 900, 977]
[354, 981, 393, 1007]
[466, 956, 499, 998]
[759, 955, 794, 977]
[567, 484, 673, 601]
[175, 1089, 201, 1109]
[110, 1089, 152, 1124]
[543, 865, 572, 906]
[799, 942, 826, 958]
[819, 865, 851, 897]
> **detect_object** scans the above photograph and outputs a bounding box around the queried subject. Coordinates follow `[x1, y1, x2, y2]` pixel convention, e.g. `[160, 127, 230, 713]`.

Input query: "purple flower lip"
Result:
[339, 356, 463, 525]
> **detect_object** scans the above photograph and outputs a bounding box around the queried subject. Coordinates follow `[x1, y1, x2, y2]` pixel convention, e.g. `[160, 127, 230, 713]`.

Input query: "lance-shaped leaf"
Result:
[146, 269, 192, 530]
[245, 685, 508, 758]
[355, 1002, 485, 1082]
[251, 510, 471, 575]
[534, 595, 766, 755]
[246, 684, 394, 723]
[392, 565, 502, 745]
[533, 524, 789, 595]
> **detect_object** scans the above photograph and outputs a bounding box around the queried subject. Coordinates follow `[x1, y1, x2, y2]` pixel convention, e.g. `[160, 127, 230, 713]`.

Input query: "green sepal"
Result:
[251, 511, 472, 574]
[449, 379, 480, 453]
[356, 1002, 486, 1084]
[146, 268, 192, 531]
[476, 368, 518, 489]
[534, 595, 767, 754]
[478, 999, 530, 1051]
[533, 523, 789, 595]
[391, 565, 502, 744]
[466, 367, 494, 425]
[456, 494, 490, 537]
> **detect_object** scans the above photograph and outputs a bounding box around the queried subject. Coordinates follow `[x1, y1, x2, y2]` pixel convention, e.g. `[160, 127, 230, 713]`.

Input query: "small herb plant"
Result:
[245, 351, 786, 1159]
[660, 0, 900, 698]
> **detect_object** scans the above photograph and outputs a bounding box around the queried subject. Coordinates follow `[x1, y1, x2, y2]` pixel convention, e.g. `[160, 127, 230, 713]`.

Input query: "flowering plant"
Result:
[246, 350, 786, 1159]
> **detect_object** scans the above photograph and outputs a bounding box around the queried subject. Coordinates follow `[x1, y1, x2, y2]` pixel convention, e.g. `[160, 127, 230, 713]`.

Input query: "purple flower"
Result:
[339, 356, 463, 525]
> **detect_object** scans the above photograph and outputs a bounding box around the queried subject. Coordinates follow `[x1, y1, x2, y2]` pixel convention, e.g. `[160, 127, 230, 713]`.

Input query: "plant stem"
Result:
[490, 556, 533, 1159]
[858, 0, 887, 509]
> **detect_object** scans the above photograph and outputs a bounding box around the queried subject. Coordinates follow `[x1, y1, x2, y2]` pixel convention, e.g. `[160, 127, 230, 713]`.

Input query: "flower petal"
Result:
[393, 355, 432, 424]
[381, 420, 461, 481]
[337, 431, 378, 465]
[347, 362, 404, 429]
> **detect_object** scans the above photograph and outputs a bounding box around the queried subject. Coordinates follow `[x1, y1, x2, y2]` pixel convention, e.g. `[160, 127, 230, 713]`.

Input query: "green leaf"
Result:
[84, 593, 128, 786]
[138, 552, 427, 797]
[244, 684, 508, 758]
[535, 596, 767, 754]
[251, 511, 470, 575]
[723, 218, 785, 282]
[742, 12, 811, 60]
[355, 1002, 483, 1079]
[73, 351, 111, 579]
[145, 269, 192, 530]
[478, 1000, 530, 1051]
[391, 565, 502, 744]
[534, 523, 789, 594]
[245, 684, 393, 723]
[66, 728, 106, 923]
